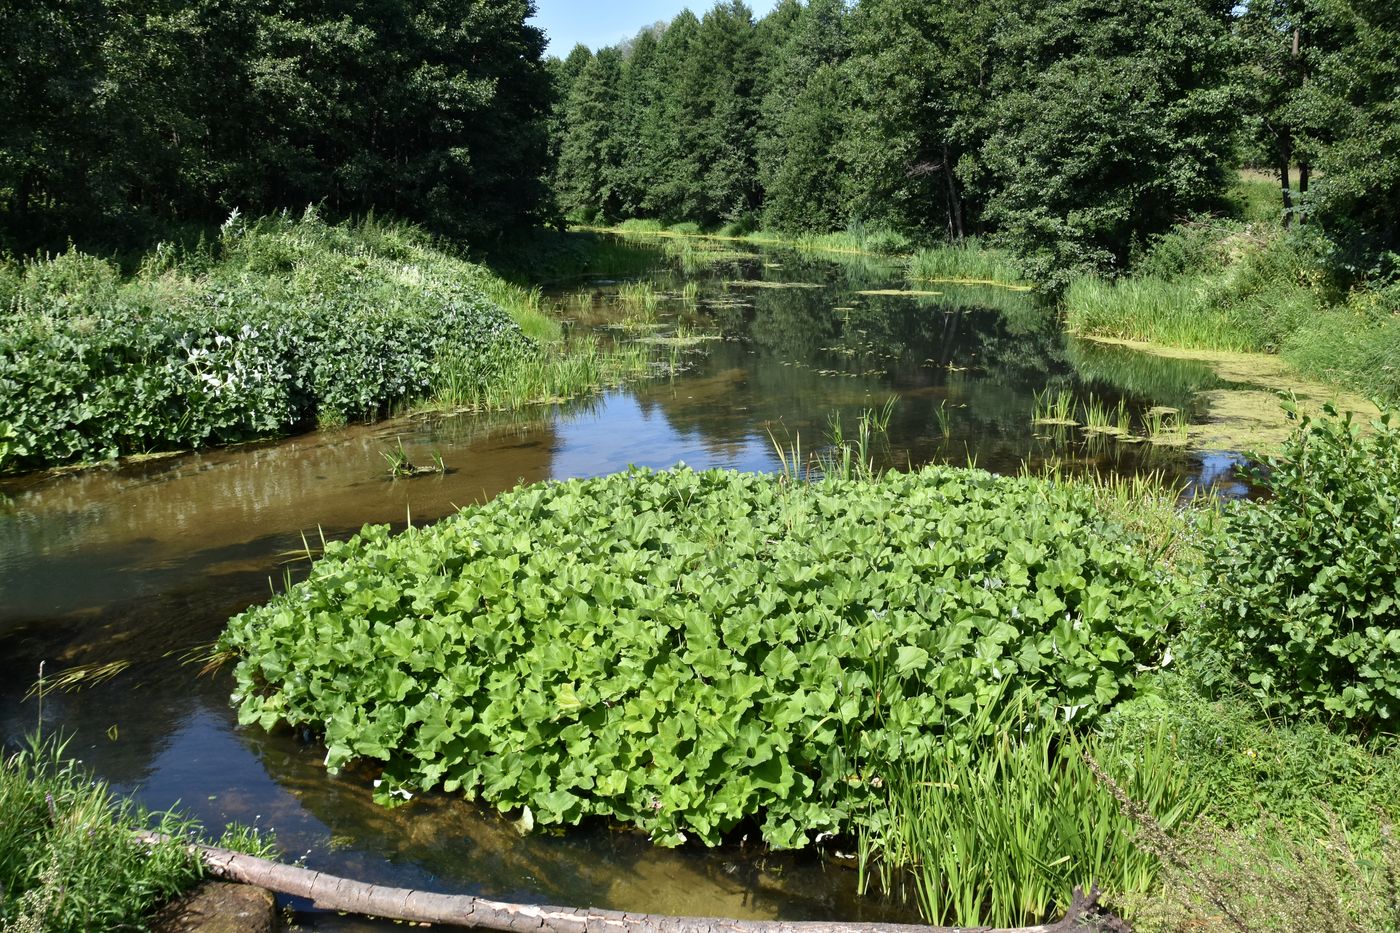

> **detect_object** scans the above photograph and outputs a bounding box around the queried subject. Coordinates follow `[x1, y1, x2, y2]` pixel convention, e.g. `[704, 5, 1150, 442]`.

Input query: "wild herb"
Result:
[1196, 404, 1400, 729]
[221, 465, 1177, 848]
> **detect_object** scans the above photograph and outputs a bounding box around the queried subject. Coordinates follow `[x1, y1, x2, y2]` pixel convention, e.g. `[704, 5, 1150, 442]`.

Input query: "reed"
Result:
[616, 280, 660, 310]
[859, 703, 1201, 928]
[1062, 276, 1253, 352]
[907, 240, 1029, 288]
[432, 337, 654, 412]
[934, 399, 952, 438]
[0, 732, 277, 933]
[1032, 388, 1078, 426]
[1082, 396, 1130, 436]
[1143, 407, 1190, 447]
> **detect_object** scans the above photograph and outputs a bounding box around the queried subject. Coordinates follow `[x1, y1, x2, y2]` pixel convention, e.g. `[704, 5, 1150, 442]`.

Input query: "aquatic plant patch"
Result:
[220, 466, 1178, 849]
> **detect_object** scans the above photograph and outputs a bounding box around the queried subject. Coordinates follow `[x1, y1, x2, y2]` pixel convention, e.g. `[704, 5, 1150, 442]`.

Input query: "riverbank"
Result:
[0, 213, 656, 476]
[590, 220, 1031, 291]
[1063, 220, 1400, 406]
[0, 734, 274, 932]
[592, 181, 1399, 412]
[213, 405, 1400, 929]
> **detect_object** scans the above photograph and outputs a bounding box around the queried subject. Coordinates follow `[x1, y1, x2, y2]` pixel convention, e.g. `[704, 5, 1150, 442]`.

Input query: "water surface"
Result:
[0, 237, 1258, 926]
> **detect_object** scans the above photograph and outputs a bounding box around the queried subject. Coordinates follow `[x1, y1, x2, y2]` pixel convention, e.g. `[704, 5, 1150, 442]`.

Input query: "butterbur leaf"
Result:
[220, 465, 1171, 848]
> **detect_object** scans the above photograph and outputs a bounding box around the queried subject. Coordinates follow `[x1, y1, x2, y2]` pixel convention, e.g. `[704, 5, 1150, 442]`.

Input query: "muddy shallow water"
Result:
[0, 237, 1275, 926]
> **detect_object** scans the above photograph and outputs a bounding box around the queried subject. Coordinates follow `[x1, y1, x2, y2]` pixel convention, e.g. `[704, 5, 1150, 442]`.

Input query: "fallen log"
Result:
[137, 832, 1130, 933]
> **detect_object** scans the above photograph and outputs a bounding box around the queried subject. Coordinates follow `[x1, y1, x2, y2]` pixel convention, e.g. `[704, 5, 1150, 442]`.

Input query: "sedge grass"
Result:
[860, 699, 1202, 928]
[0, 734, 276, 933]
[616, 280, 660, 311]
[907, 240, 1029, 289]
[1143, 408, 1190, 447]
[1032, 388, 1078, 426]
[1062, 276, 1258, 352]
[432, 337, 654, 412]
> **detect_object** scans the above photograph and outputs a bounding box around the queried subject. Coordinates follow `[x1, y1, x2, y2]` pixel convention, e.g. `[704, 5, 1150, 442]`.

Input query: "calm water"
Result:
[0, 237, 1252, 926]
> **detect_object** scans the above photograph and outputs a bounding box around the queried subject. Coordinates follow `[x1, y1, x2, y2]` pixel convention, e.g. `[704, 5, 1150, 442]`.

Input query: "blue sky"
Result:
[531, 1, 781, 55]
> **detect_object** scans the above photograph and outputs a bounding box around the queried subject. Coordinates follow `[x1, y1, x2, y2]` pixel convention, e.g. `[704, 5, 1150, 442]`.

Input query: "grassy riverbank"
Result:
[1, 736, 273, 932]
[598, 219, 1030, 289]
[216, 403, 1400, 928]
[0, 213, 655, 475]
[1062, 185, 1400, 405]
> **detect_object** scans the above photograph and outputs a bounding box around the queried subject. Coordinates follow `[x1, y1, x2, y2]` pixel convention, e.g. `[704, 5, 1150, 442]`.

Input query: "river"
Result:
[0, 235, 1257, 927]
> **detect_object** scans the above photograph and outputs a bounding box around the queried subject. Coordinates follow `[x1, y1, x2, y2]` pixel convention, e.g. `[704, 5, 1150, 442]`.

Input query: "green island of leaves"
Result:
[220, 465, 1177, 848]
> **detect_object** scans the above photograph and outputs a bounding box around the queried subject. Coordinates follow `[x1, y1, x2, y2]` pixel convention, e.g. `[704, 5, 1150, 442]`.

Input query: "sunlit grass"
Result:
[433, 337, 656, 412]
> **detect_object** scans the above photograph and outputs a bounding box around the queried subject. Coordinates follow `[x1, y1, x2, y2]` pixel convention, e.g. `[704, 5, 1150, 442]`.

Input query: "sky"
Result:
[531, 0, 781, 56]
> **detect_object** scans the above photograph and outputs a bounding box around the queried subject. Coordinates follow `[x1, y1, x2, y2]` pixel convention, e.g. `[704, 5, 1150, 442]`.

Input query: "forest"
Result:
[3, 0, 1396, 290]
[550, 0, 1398, 285]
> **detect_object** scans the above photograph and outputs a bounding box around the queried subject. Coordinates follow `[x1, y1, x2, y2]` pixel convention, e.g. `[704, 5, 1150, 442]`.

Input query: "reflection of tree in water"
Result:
[1063, 338, 1221, 416]
[237, 724, 916, 924]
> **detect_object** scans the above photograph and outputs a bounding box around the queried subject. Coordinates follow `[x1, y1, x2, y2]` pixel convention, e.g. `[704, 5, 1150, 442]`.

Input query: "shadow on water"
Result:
[0, 234, 1261, 927]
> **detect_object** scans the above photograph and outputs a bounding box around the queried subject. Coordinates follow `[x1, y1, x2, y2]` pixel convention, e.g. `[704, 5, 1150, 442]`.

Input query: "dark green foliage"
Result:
[556, 48, 628, 222]
[843, 0, 999, 238]
[757, 0, 852, 233]
[1308, 0, 1400, 271]
[0, 0, 553, 251]
[220, 465, 1176, 848]
[982, 0, 1240, 285]
[1198, 405, 1400, 729]
[0, 214, 530, 472]
[549, 0, 1246, 283]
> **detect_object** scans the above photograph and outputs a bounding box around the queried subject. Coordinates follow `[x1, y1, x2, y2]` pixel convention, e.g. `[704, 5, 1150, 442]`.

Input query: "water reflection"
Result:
[0, 235, 1259, 927]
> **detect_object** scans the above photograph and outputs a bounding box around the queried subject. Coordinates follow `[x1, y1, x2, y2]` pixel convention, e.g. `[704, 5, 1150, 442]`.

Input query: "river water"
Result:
[0, 237, 1254, 926]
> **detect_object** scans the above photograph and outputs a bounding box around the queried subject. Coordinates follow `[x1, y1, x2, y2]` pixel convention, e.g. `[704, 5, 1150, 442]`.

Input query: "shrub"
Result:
[0, 213, 532, 473]
[219, 465, 1178, 849]
[1196, 404, 1400, 729]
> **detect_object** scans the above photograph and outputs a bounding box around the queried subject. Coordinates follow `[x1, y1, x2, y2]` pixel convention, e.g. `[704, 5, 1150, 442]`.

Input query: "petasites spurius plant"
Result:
[220, 465, 1178, 848]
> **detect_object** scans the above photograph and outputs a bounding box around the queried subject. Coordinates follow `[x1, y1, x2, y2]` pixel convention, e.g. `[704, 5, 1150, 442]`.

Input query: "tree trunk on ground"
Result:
[138, 833, 1131, 933]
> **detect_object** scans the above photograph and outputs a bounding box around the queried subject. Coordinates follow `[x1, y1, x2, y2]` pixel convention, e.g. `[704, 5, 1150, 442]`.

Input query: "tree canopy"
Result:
[548, 0, 1398, 283]
[0, 0, 553, 251]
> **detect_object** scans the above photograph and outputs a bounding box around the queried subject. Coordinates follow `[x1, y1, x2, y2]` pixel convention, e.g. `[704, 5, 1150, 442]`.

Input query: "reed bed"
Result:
[433, 337, 654, 412]
[859, 705, 1200, 928]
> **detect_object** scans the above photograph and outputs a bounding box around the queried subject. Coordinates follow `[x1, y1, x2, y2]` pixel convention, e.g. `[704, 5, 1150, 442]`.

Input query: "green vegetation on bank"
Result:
[0, 214, 658, 475]
[0, 736, 274, 933]
[603, 219, 1029, 288]
[1063, 218, 1400, 403]
[218, 405, 1400, 928]
[220, 465, 1176, 849]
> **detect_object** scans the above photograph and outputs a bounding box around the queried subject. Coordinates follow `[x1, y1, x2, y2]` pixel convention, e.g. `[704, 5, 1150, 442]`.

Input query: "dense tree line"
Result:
[552, 0, 1400, 281]
[0, 0, 552, 251]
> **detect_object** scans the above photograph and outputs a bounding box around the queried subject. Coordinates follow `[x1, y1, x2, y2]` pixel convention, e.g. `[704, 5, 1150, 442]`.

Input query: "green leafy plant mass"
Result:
[0, 213, 531, 473]
[1198, 404, 1400, 728]
[221, 465, 1176, 848]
